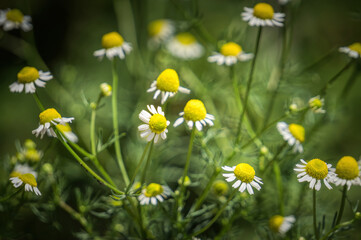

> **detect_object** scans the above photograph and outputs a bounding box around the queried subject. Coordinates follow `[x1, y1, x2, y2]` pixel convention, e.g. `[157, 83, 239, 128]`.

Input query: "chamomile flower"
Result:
[294, 159, 334, 191]
[10, 173, 41, 196]
[339, 42, 361, 59]
[0, 9, 32, 31]
[10, 164, 37, 178]
[331, 156, 361, 190]
[277, 122, 305, 153]
[241, 3, 285, 27]
[173, 99, 215, 131]
[148, 19, 175, 48]
[138, 183, 171, 205]
[269, 215, 296, 236]
[167, 32, 204, 60]
[93, 32, 132, 60]
[147, 69, 190, 104]
[138, 105, 170, 143]
[222, 163, 263, 195]
[212, 180, 229, 196]
[308, 96, 326, 114]
[56, 123, 79, 143]
[9, 66, 53, 94]
[32, 108, 74, 139]
[208, 42, 253, 66]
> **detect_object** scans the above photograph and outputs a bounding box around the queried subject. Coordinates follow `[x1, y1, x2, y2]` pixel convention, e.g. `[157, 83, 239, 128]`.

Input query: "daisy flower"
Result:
[339, 42, 361, 59]
[94, 32, 132, 60]
[138, 183, 171, 205]
[147, 19, 175, 48]
[308, 95, 326, 114]
[100, 83, 112, 97]
[173, 99, 215, 131]
[56, 123, 79, 143]
[138, 105, 170, 143]
[32, 108, 74, 139]
[0, 9, 32, 31]
[277, 122, 305, 153]
[166, 32, 204, 60]
[10, 173, 41, 196]
[269, 215, 296, 236]
[222, 163, 263, 195]
[331, 156, 361, 190]
[9, 66, 53, 94]
[147, 69, 190, 104]
[208, 42, 253, 66]
[294, 159, 334, 191]
[241, 3, 285, 27]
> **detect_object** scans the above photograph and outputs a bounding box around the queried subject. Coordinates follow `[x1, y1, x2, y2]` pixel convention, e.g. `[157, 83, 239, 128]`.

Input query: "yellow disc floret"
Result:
[148, 20, 165, 37]
[156, 69, 180, 92]
[6, 9, 24, 23]
[17, 66, 39, 84]
[336, 156, 359, 180]
[176, 32, 196, 45]
[289, 124, 305, 142]
[349, 42, 361, 55]
[56, 123, 72, 133]
[39, 108, 62, 125]
[25, 149, 41, 162]
[213, 180, 229, 196]
[253, 3, 274, 20]
[148, 114, 167, 134]
[220, 42, 242, 56]
[306, 159, 329, 180]
[233, 163, 256, 183]
[309, 98, 323, 109]
[144, 183, 163, 197]
[269, 215, 284, 232]
[183, 99, 207, 122]
[101, 32, 124, 49]
[100, 83, 112, 97]
[19, 173, 37, 187]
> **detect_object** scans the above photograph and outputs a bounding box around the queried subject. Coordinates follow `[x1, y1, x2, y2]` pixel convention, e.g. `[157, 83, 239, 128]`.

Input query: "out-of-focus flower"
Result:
[56, 123, 79, 143]
[339, 42, 361, 59]
[241, 3, 285, 27]
[212, 180, 229, 196]
[147, 19, 175, 48]
[9, 67, 53, 94]
[277, 122, 305, 153]
[100, 83, 112, 97]
[167, 32, 204, 60]
[94, 32, 132, 60]
[208, 42, 253, 66]
[269, 215, 296, 235]
[308, 96, 326, 114]
[138, 183, 171, 205]
[0, 9, 32, 31]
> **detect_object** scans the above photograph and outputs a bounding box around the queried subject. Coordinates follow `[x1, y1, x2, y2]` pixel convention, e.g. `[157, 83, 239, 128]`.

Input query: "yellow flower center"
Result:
[24, 139, 36, 149]
[10, 171, 22, 178]
[19, 173, 37, 187]
[349, 42, 361, 55]
[25, 149, 41, 162]
[56, 123, 72, 133]
[101, 32, 124, 49]
[213, 180, 229, 196]
[289, 124, 305, 143]
[305, 159, 329, 180]
[233, 163, 256, 183]
[269, 215, 284, 232]
[144, 183, 163, 197]
[156, 69, 180, 92]
[148, 114, 167, 134]
[39, 108, 62, 125]
[309, 98, 323, 109]
[148, 20, 165, 37]
[220, 42, 242, 56]
[336, 156, 359, 180]
[176, 32, 196, 45]
[17, 66, 40, 83]
[6, 9, 24, 23]
[253, 3, 274, 20]
[183, 99, 207, 122]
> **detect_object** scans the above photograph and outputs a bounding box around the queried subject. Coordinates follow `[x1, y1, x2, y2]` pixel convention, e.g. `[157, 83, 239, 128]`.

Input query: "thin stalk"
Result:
[58, 200, 92, 234]
[90, 109, 97, 156]
[273, 162, 284, 215]
[313, 189, 319, 240]
[126, 141, 151, 193]
[33, 93, 45, 111]
[191, 189, 237, 237]
[55, 129, 124, 195]
[236, 26, 263, 144]
[111, 59, 130, 186]
[140, 140, 154, 185]
[263, 141, 288, 173]
[335, 185, 348, 225]
[231, 66, 243, 113]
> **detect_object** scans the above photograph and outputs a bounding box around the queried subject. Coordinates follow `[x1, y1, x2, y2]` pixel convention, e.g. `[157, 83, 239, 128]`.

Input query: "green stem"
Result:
[140, 140, 154, 185]
[111, 59, 130, 186]
[263, 141, 288, 173]
[231, 66, 243, 113]
[236, 26, 263, 144]
[335, 185, 348, 225]
[90, 109, 97, 156]
[55, 129, 124, 195]
[126, 141, 151, 193]
[313, 189, 319, 240]
[33, 93, 45, 111]
[191, 189, 237, 237]
[273, 162, 284, 216]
